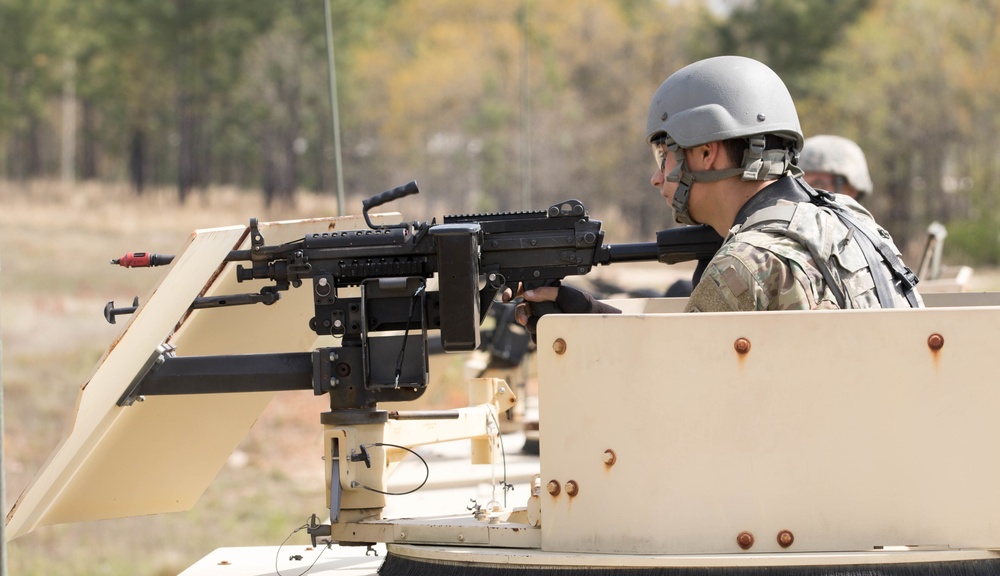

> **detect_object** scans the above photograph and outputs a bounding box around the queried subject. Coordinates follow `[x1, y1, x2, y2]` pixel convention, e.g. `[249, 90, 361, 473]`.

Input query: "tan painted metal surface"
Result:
[536, 297, 1000, 555]
[6, 214, 394, 540]
[179, 544, 385, 575]
[332, 512, 542, 549]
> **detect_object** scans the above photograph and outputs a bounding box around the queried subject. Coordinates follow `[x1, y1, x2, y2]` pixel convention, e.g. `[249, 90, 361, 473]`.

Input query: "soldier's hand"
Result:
[513, 286, 560, 330]
[505, 285, 620, 338]
[501, 284, 554, 331]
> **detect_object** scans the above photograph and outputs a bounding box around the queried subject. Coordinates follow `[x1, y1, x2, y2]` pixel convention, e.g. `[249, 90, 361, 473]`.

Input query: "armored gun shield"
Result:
[5, 213, 400, 539]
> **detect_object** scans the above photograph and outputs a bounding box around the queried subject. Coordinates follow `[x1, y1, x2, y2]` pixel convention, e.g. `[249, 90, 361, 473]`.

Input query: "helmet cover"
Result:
[798, 134, 873, 198]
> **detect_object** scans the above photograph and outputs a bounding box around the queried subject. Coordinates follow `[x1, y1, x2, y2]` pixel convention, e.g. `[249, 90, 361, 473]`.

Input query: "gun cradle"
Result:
[321, 378, 517, 528]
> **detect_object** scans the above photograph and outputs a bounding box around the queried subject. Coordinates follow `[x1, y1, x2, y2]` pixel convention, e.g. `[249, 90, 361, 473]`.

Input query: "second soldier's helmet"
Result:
[645, 55, 803, 152]
[798, 134, 874, 199]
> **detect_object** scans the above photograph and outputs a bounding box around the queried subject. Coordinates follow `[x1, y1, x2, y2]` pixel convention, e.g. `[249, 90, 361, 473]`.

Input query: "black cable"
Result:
[489, 410, 512, 508]
[393, 285, 424, 386]
[349, 411, 511, 503]
[352, 442, 430, 496]
[276, 521, 333, 576]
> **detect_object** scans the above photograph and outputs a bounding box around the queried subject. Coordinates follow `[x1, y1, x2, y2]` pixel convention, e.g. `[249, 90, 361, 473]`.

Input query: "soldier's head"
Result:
[646, 56, 803, 225]
[798, 134, 873, 202]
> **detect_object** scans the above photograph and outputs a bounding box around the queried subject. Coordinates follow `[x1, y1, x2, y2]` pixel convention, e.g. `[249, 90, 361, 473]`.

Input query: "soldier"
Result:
[512, 55, 920, 326]
[798, 134, 873, 202]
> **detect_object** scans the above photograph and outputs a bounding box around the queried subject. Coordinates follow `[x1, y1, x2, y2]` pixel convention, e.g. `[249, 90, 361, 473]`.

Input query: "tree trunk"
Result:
[130, 129, 146, 195]
[80, 100, 98, 180]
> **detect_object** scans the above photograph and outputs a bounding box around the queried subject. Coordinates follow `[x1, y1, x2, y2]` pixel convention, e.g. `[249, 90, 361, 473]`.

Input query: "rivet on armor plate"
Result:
[546, 480, 561, 496]
[734, 337, 751, 354]
[928, 333, 944, 351]
[603, 449, 617, 466]
[565, 480, 579, 497]
[777, 530, 794, 548]
[553, 338, 567, 355]
[737, 531, 754, 550]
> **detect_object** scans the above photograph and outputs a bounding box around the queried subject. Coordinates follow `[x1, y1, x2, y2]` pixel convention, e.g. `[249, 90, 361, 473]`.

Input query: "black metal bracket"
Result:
[117, 348, 313, 406]
[116, 339, 430, 411]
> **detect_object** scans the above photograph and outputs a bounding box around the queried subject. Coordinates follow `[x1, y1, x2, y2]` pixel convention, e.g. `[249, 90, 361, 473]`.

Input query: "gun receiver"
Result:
[119, 182, 722, 413]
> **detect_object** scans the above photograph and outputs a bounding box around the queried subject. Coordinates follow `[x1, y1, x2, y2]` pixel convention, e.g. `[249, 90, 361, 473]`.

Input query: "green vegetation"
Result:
[944, 218, 1000, 265]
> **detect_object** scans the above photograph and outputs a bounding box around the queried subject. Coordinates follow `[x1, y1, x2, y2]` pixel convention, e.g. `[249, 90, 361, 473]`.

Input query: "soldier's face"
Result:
[804, 171, 858, 200]
[650, 141, 679, 205]
[803, 171, 837, 192]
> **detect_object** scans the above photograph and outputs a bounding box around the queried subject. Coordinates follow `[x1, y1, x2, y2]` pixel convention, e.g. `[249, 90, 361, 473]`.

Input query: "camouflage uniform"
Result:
[685, 177, 923, 312]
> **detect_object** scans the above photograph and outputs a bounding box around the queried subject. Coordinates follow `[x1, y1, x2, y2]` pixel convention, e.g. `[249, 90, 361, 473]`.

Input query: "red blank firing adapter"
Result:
[110, 252, 175, 268]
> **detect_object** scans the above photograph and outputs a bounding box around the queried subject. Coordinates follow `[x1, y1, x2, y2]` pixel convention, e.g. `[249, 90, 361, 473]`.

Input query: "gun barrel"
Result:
[598, 225, 724, 266]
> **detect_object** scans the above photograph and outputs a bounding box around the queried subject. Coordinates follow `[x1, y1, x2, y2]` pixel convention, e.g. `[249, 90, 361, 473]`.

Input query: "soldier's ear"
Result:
[687, 143, 716, 171]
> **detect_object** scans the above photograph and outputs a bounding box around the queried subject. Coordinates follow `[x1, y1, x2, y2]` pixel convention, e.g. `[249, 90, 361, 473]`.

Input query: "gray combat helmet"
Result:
[799, 134, 873, 200]
[646, 55, 803, 151]
[645, 56, 803, 225]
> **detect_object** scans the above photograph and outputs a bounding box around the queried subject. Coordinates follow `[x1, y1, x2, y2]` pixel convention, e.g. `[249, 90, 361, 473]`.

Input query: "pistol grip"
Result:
[528, 300, 562, 319]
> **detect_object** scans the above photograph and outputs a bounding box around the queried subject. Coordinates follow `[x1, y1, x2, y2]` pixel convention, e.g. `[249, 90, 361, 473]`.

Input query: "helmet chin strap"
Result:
[665, 136, 798, 226]
[669, 165, 698, 226]
[665, 140, 743, 226]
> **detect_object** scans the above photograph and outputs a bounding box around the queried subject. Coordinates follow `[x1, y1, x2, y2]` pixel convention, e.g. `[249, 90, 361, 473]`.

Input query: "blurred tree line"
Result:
[2, 0, 999, 261]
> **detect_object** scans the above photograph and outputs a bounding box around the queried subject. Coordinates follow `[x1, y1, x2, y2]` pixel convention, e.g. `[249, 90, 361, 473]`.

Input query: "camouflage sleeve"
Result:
[684, 238, 820, 313]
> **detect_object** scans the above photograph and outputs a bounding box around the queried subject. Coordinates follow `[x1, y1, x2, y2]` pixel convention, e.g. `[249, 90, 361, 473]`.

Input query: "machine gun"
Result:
[116, 181, 722, 416]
